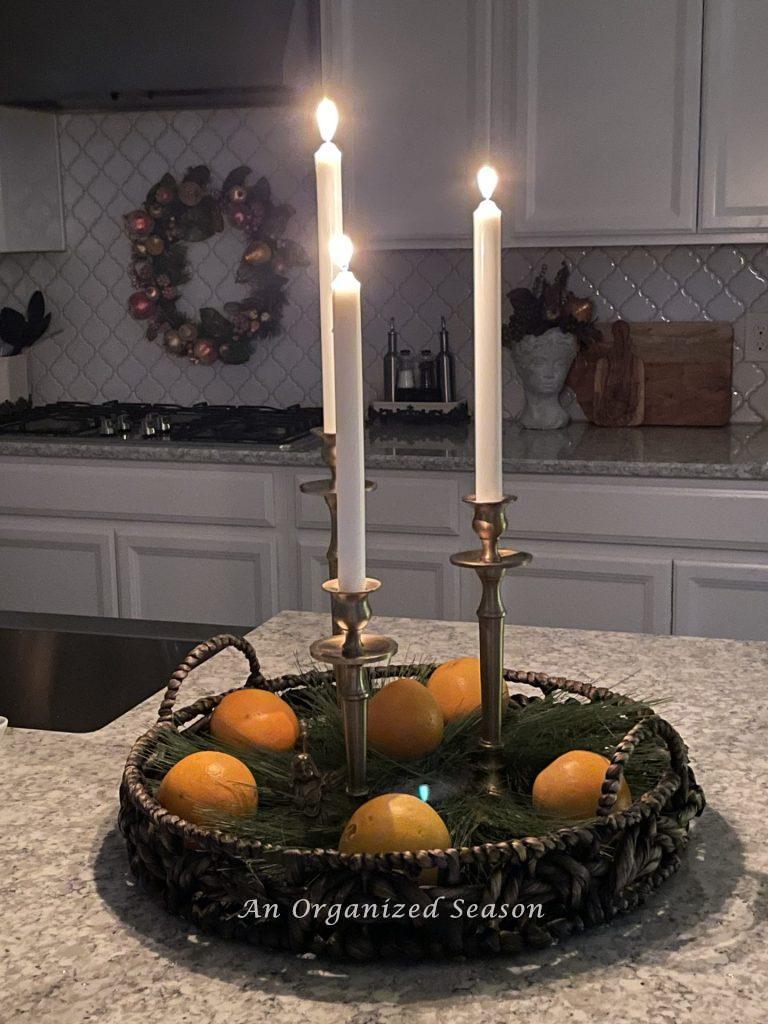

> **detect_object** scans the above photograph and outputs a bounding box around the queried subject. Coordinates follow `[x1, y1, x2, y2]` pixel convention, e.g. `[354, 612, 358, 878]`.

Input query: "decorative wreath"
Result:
[123, 165, 308, 365]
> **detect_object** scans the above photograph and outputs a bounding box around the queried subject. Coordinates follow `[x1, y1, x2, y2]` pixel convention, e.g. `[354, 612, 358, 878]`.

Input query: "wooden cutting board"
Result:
[593, 321, 645, 426]
[566, 322, 733, 426]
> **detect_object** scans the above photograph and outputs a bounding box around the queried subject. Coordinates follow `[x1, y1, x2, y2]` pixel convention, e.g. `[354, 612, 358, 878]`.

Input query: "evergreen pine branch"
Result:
[147, 666, 671, 853]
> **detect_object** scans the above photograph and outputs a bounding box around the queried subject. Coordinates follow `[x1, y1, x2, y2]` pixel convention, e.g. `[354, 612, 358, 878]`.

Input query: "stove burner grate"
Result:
[0, 402, 323, 445]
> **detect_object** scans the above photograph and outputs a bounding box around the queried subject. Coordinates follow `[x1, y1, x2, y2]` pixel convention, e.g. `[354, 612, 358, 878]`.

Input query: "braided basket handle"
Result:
[157, 634, 263, 722]
[597, 714, 689, 816]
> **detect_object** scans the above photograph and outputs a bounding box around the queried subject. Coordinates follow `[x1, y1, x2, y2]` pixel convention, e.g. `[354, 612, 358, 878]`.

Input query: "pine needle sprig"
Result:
[145, 665, 674, 854]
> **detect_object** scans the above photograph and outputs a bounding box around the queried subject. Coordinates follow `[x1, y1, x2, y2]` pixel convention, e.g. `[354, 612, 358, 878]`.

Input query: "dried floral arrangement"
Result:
[502, 262, 601, 349]
[0, 291, 51, 356]
[124, 165, 308, 366]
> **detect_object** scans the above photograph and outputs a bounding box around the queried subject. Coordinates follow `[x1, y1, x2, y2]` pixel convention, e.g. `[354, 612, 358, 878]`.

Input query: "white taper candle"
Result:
[314, 98, 343, 435]
[331, 235, 366, 591]
[473, 165, 503, 503]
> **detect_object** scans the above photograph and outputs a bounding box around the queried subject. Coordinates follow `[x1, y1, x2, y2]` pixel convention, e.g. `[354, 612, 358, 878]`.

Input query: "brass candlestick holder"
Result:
[310, 578, 397, 797]
[300, 428, 375, 633]
[451, 496, 532, 795]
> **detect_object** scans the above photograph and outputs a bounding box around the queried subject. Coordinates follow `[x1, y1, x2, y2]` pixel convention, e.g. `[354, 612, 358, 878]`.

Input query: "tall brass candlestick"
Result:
[451, 496, 531, 795]
[300, 429, 375, 634]
[299, 429, 339, 582]
[310, 578, 397, 796]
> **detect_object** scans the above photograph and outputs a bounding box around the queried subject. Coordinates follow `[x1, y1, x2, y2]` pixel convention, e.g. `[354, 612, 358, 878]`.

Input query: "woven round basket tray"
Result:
[119, 634, 706, 961]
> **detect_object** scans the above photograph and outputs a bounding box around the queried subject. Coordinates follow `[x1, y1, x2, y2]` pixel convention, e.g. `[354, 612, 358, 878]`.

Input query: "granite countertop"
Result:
[2, 420, 768, 480]
[3, 610, 767, 1023]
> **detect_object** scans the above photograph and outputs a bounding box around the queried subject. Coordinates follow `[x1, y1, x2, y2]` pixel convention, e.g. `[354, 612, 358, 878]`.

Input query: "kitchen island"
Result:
[3, 610, 766, 1024]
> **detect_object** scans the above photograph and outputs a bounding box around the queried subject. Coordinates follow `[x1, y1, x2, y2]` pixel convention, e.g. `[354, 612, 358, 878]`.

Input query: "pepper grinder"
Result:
[436, 315, 455, 403]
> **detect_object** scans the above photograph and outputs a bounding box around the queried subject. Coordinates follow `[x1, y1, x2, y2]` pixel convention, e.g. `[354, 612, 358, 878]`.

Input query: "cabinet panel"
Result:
[116, 525, 278, 628]
[322, 0, 491, 247]
[295, 471, 462, 535]
[700, 0, 768, 229]
[460, 544, 672, 634]
[297, 534, 461, 621]
[504, 477, 768, 550]
[673, 559, 768, 640]
[0, 108, 64, 252]
[0, 458, 276, 527]
[508, 0, 702, 236]
[0, 517, 117, 615]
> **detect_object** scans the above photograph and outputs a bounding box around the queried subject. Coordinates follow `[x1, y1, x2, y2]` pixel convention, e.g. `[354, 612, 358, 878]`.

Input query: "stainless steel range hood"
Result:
[1, 0, 319, 111]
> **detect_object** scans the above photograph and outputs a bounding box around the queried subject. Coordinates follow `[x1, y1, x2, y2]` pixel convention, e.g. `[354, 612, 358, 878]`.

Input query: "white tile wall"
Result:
[1, 108, 768, 421]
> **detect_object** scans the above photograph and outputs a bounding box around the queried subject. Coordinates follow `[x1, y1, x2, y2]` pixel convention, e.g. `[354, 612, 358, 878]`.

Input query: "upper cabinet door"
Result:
[507, 0, 703, 238]
[700, 1, 768, 230]
[321, 0, 493, 248]
[0, 108, 65, 253]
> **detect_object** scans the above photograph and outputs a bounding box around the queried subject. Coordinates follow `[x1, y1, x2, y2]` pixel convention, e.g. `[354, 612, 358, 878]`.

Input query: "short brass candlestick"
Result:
[300, 428, 375, 634]
[451, 496, 532, 795]
[310, 578, 397, 797]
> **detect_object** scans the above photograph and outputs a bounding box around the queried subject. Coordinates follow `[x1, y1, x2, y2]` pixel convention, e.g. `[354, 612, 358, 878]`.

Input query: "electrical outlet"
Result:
[745, 312, 768, 361]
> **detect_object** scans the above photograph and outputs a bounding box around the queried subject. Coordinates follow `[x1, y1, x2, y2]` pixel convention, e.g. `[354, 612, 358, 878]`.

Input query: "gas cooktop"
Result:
[0, 401, 323, 446]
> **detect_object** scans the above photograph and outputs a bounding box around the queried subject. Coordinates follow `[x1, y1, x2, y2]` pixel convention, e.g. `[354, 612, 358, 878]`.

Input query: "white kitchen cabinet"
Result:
[502, 476, 768, 549]
[295, 470, 462, 536]
[699, 0, 768, 230]
[364, 535, 463, 621]
[322, 0, 768, 246]
[3, 457, 768, 640]
[0, 457, 279, 527]
[321, 0, 493, 248]
[0, 516, 117, 616]
[506, 0, 702, 238]
[673, 558, 768, 640]
[0, 107, 64, 252]
[460, 541, 673, 635]
[321, 0, 709, 246]
[115, 524, 279, 628]
[297, 532, 462, 622]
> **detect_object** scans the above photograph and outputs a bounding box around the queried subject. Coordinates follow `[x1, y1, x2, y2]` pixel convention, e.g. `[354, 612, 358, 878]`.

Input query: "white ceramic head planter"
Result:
[512, 327, 577, 430]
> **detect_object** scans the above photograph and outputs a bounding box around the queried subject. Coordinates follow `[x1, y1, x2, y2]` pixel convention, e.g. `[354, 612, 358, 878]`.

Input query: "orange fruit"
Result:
[368, 677, 444, 760]
[532, 749, 633, 820]
[427, 657, 482, 721]
[157, 750, 257, 825]
[339, 793, 450, 855]
[210, 689, 299, 752]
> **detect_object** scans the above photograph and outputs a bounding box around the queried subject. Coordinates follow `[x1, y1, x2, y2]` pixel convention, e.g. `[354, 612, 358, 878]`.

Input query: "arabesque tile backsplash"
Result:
[2, 107, 768, 421]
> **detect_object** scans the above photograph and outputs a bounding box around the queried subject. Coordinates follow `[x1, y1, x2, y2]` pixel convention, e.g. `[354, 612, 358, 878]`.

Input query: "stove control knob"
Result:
[98, 416, 115, 436]
[116, 413, 132, 435]
[157, 415, 171, 435]
[141, 413, 157, 437]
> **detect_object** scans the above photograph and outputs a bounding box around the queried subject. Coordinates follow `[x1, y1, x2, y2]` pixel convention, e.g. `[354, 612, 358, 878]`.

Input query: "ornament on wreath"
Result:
[123, 164, 308, 366]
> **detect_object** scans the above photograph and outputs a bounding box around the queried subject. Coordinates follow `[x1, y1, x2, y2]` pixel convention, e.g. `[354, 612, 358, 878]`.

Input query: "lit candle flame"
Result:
[477, 164, 499, 200]
[316, 97, 339, 143]
[330, 234, 353, 271]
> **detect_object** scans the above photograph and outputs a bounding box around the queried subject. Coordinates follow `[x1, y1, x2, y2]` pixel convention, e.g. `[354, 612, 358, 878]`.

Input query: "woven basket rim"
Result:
[121, 660, 693, 872]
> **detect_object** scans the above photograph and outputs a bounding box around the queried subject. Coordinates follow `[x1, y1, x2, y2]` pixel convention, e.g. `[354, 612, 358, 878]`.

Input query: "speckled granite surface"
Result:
[3, 610, 767, 1023]
[2, 421, 768, 480]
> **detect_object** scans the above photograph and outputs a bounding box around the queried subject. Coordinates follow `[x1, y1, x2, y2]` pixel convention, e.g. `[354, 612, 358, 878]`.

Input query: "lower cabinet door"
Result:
[673, 559, 768, 640]
[297, 534, 462, 621]
[461, 544, 672, 635]
[116, 525, 278, 628]
[0, 517, 118, 616]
